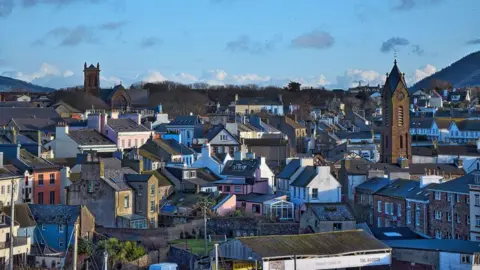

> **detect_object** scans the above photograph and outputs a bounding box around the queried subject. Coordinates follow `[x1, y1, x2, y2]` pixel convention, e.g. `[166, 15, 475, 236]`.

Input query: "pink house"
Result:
[212, 194, 237, 216]
[216, 154, 275, 195]
[87, 112, 153, 150]
[236, 193, 288, 216]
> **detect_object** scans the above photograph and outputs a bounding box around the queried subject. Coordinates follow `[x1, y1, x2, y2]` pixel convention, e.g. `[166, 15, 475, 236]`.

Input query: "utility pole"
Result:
[103, 251, 108, 270]
[72, 222, 79, 270]
[214, 243, 219, 270]
[204, 207, 208, 256]
[8, 178, 15, 270]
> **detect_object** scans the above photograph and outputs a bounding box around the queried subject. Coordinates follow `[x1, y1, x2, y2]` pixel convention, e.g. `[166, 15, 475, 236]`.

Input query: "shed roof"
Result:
[237, 230, 390, 258]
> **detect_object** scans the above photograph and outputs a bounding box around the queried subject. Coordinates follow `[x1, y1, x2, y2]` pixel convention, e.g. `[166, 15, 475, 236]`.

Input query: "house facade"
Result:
[299, 203, 356, 233]
[428, 174, 471, 240]
[165, 115, 203, 147]
[203, 124, 240, 156]
[217, 154, 275, 195]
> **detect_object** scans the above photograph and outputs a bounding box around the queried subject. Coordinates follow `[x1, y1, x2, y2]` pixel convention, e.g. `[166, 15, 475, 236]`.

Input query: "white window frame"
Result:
[377, 201, 382, 213]
[435, 210, 442, 220]
[461, 254, 471, 264]
[397, 203, 401, 217]
[435, 191, 441, 200]
[59, 224, 64, 233]
[234, 186, 242, 193]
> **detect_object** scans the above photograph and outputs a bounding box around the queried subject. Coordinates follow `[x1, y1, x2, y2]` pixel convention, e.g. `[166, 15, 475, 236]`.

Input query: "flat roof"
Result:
[237, 230, 390, 259]
[384, 239, 480, 254]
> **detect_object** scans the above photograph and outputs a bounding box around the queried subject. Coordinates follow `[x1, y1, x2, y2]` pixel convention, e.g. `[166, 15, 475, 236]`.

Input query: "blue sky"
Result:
[0, 0, 479, 89]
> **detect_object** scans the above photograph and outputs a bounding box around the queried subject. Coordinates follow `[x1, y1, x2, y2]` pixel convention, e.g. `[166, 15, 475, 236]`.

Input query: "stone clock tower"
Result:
[380, 60, 411, 164]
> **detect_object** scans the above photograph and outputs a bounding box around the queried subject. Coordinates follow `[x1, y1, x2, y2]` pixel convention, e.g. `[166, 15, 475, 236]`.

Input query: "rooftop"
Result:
[384, 239, 480, 254]
[28, 204, 82, 225]
[0, 107, 62, 126]
[107, 118, 150, 132]
[309, 203, 355, 221]
[168, 115, 202, 126]
[68, 129, 116, 146]
[237, 230, 390, 259]
[277, 159, 301, 179]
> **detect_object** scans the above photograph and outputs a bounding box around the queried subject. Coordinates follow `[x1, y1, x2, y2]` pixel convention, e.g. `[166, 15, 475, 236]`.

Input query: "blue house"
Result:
[28, 204, 95, 252]
[165, 115, 203, 147]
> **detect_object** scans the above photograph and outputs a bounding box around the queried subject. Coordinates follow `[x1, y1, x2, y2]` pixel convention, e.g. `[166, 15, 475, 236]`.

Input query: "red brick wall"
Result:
[428, 191, 470, 240]
[373, 195, 407, 228]
[405, 200, 429, 235]
[354, 191, 374, 225]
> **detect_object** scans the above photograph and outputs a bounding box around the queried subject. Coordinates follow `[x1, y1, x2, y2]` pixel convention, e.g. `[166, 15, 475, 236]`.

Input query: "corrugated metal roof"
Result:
[237, 230, 390, 258]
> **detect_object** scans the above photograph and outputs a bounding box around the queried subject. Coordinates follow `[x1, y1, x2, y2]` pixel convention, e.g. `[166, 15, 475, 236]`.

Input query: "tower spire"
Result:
[394, 49, 397, 65]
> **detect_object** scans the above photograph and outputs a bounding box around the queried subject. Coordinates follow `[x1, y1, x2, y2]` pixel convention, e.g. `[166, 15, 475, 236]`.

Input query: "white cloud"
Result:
[201, 69, 228, 81]
[140, 71, 168, 83]
[171, 72, 197, 84]
[334, 69, 386, 89]
[63, 70, 74, 77]
[2, 63, 61, 82]
[232, 74, 271, 84]
[411, 64, 437, 83]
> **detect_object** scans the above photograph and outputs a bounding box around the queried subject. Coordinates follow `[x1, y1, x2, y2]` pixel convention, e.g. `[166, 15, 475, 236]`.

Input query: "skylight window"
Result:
[383, 232, 402, 237]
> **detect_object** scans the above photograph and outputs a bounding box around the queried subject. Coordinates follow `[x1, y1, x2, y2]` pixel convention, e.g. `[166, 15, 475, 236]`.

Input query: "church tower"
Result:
[380, 59, 411, 164]
[83, 62, 100, 96]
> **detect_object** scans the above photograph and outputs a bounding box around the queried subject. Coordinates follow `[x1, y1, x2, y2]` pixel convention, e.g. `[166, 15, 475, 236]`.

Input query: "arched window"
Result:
[398, 106, 404, 127]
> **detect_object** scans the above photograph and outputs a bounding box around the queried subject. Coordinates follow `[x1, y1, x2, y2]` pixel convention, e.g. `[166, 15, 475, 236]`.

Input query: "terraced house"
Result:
[428, 173, 472, 240]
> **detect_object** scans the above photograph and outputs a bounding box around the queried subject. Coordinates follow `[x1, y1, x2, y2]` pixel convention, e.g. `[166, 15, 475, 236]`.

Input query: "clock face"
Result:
[397, 92, 405, 100]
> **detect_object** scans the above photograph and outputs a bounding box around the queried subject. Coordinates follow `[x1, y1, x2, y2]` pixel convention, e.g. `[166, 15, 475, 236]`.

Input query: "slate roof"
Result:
[9, 118, 56, 132]
[168, 115, 201, 126]
[124, 174, 151, 182]
[335, 131, 372, 140]
[0, 101, 37, 108]
[410, 118, 434, 129]
[107, 118, 150, 132]
[204, 124, 240, 144]
[237, 230, 390, 259]
[127, 88, 149, 105]
[213, 153, 228, 163]
[344, 159, 464, 175]
[221, 159, 259, 177]
[413, 145, 480, 157]
[277, 159, 301, 179]
[428, 173, 476, 194]
[68, 129, 116, 146]
[142, 169, 173, 186]
[197, 167, 222, 182]
[236, 193, 284, 203]
[0, 107, 62, 126]
[355, 177, 390, 193]
[384, 239, 480, 254]
[309, 203, 355, 221]
[369, 227, 426, 240]
[386, 61, 408, 93]
[52, 91, 109, 111]
[376, 179, 426, 199]
[291, 166, 317, 187]
[18, 149, 59, 170]
[2, 204, 36, 228]
[454, 120, 480, 132]
[140, 138, 194, 161]
[28, 204, 82, 225]
[406, 183, 437, 201]
[244, 138, 288, 147]
[103, 166, 138, 191]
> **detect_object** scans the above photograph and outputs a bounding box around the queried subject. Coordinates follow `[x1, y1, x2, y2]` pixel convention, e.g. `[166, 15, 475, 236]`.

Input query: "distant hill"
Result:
[0, 76, 56, 92]
[412, 51, 480, 90]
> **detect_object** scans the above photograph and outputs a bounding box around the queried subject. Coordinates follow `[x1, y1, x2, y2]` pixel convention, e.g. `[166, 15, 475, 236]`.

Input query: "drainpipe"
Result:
[451, 195, 454, 238]
[423, 203, 426, 235]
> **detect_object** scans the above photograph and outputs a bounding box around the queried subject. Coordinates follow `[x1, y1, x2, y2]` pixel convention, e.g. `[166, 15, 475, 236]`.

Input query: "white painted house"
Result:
[192, 144, 232, 176]
[51, 124, 117, 158]
[289, 165, 342, 209]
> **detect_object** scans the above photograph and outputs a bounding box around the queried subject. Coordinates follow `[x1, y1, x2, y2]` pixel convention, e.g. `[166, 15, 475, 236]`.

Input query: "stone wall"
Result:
[207, 217, 299, 237]
[96, 219, 204, 249]
[168, 246, 199, 270]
